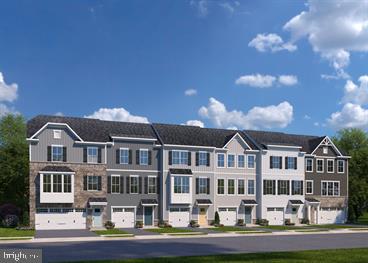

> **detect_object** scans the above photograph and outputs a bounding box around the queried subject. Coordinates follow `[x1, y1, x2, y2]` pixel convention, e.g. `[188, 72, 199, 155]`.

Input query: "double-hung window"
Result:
[277, 180, 290, 195]
[120, 148, 129, 164]
[316, 159, 324, 172]
[53, 174, 62, 193]
[306, 180, 313, 194]
[286, 157, 297, 169]
[173, 176, 190, 193]
[130, 176, 139, 194]
[52, 146, 63, 162]
[217, 153, 225, 167]
[64, 174, 72, 193]
[198, 178, 208, 194]
[247, 179, 255, 195]
[198, 152, 207, 166]
[263, 180, 276, 195]
[87, 147, 98, 163]
[43, 174, 52, 193]
[337, 160, 345, 173]
[327, 159, 334, 173]
[140, 149, 148, 165]
[227, 154, 235, 168]
[88, 175, 99, 191]
[306, 158, 313, 172]
[172, 151, 188, 165]
[148, 176, 157, 194]
[291, 180, 303, 195]
[238, 179, 245, 195]
[322, 181, 340, 196]
[270, 156, 282, 169]
[43, 174, 72, 193]
[238, 155, 245, 168]
[247, 155, 255, 169]
[111, 176, 120, 194]
[217, 179, 225, 195]
[227, 179, 235, 195]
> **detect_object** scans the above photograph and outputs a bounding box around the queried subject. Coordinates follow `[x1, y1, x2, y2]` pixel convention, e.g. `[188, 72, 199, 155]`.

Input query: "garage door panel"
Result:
[169, 208, 190, 227]
[319, 208, 345, 224]
[112, 208, 135, 228]
[35, 209, 87, 230]
[218, 208, 237, 226]
[266, 208, 284, 226]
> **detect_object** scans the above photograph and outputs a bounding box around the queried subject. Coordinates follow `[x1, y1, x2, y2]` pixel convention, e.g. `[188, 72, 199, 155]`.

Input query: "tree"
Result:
[0, 114, 29, 223]
[333, 128, 368, 221]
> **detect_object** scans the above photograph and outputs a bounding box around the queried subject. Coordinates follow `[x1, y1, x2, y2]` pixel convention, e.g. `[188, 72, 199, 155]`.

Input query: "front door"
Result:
[199, 207, 207, 226]
[244, 207, 252, 224]
[144, 207, 153, 226]
[291, 207, 298, 224]
[92, 208, 102, 228]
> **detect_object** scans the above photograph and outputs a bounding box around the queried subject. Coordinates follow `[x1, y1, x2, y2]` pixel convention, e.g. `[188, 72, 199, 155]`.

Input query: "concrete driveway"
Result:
[35, 229, 98, 239]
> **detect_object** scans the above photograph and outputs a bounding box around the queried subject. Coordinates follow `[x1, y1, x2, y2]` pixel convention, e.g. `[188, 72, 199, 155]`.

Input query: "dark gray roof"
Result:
[141, 199, 158, 205]
[88, 197, 107, 203]
[27, 115, 157, 142]
[169, 169, 192, 175]
[152, 123, 257, 149]
[40, 166, 74, 172]
[196, 199, 212, 204]
[242, 199, 258, 205]
[289, 200, 304, 205]
[305, 197, 320, 203]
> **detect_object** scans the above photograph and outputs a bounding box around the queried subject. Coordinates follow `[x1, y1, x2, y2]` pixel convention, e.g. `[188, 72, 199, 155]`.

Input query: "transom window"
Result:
[173, 176, 190, 193]
[120, 148, 129, 164]
[148, 176, 157, 194]
[130, 176, 139, 194]
[291, 180, 303, 195]
[306, 158, 313, 172]
[263, 180, 276, 195]
[322, 181, 340, 196]
[198, 152, 208, 166]
[277, 180, 290, 195]
[87, 147, 98, 163]
[306, 180, 313, 194]
[52, 146, 63, 162]
[217, 153, 225, 167]
[227, 179, 235, 195]
[316, 159, 324, 172]
[337, 160, 345, 173]
[238, 155, 245, 168]
[247, 179, 255, 195]
[238, 179, 245, 195]
[217, 179, 225, 195]
[111, 176, 120, 194]
[247, 155, 255, 169]
[227, 154, 235, 168]
[270, 156, 282, 169]
[140, 149, 148, 165]
[198, 178, 208, 194]
[88, 176, 99, 191]
[172, 151, 188, 165]
[327, 159, 334, 173]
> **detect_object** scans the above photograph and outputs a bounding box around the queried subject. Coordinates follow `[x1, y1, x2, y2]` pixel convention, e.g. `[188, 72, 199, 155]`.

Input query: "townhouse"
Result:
[26, 115, 349, 230]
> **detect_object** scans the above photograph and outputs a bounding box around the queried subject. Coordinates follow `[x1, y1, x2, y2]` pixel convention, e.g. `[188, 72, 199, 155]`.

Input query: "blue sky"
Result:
[1, 0, 368, 136]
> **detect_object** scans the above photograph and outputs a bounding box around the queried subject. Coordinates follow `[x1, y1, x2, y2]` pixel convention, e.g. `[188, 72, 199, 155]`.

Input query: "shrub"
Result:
[190, 220, 199, 228]
[256, 219, 269, 226]
[237, 219, 245, 226]
[301, 218, 310, 225]
[214, 211, 220, 225]
[158, 220, 166, 228]
[163, 222, 172, 228]
[0, 204, 20, 220]
[2, 214, 19, 228]
[104, 221, 115, 229]
[284, 219, 295, 226]
[135, 221, 143, 228]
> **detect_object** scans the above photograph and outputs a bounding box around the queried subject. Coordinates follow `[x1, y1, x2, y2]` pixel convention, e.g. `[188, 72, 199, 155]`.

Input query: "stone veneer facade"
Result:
[29, 162, 107, 228]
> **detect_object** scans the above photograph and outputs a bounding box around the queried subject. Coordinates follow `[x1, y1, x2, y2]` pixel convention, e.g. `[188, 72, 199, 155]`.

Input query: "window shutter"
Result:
[301, 181, 304, 195]
[116, 149, 120, 164]
[263, 180, 266, 195]
[188, 152, 192, 166]
[83, 147, 87, 163]
[294, 157, 297, 169]
[148, 151, 152, 165]
[120, 176, 124, 194]
[195, 152, 199, 166]
[97, 176, 102, 191]
[168, 151, 172, 165]
[107, 176, 111, 193]
[63, 147, 67, 162]
[156, 176, 160, 195]
[279, 157, 282, 169]
[136, 150, 140, 165]
[285, 157, 288, 170]
[126, 177, 130, 194]
[207, 152, 210, 166]
[206, 178, 210, 194]
[83, 176, 87, 191]
[144, 177, 148, 194]
[196, 178, 199, 194]
[287, 182, 290, 195]
[47, 146, 52, 161]
[273, 180, 276, 195]
[98, 148, 102, 163]
[129, 150, 132, 164]
[270, 156, 273, 169]
[139, 176, 142, 194]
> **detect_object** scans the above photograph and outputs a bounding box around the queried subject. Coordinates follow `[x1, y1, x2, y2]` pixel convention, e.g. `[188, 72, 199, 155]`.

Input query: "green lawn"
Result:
[70, 248, 368, 263]
[0, 228, 35, 237]
[258, 225, 308, 231]
[311, 224, 362, 229]
[208, 226, 254, 232]
[357, 212, 368, 225]
[145, 228, 194, 234]
[93, 229, 131, 235]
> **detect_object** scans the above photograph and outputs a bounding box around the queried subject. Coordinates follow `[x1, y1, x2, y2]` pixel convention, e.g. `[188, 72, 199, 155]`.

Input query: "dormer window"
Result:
[53, 130, 61, 139]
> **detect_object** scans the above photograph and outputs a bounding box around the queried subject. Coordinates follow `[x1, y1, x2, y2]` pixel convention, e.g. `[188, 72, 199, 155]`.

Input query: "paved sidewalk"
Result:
[120, 228, 161, 236]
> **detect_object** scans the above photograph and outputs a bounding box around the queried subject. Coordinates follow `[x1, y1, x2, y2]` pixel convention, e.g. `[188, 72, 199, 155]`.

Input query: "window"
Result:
[247, 155, 255, 169]
[316, 159, 324, 172]
[139, 149, 148, 165]
[130, 176, 139, 194]
[53, 174, 62, 193]
[217, 179, 225, 195]
[228, 154, 235, 167]
[111, 176, 120, 193]
[238, 155, 245, 168]
[238, 179, 245, 195]
[120, 148, 129, 164]
[277, 180, 290, 195]
[306, 158, 313, 172]
[247, 179, 255, 195]
[323, 147, 328, 154]
[337, 160, 345, 173]
[217, 153, 225, 167]
[198, 152, 208, 166]
[52, 146, 63, 162]
[64, 174, 71, 193]
[87, 176, 99, 191]
[43, 174, 51, 193]
[263, 180, 276, 195]
[306, 180, 313, 194]
[53, 130, 61, 139]
[87, 147, 98, 163]
[286, 157, 297, 169]
[198, 178, 208, 194]
[327, 159, 334, 173]
[270, 156, 282, 169]
[292, 180, 303, 195]
[172, 151, 189, 165]
[228, 179, 235, 195]
[148, 176, 157, 194]
[322, 181, 340, 196]
[173, 176, 190, 193]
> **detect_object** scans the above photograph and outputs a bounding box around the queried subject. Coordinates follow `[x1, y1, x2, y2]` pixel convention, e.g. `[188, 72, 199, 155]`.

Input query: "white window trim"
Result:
[227, 154, 236, 168]
[327, 159, 334, 173]
[87, 175, 99, 192]
[198, 151, 208, 166]
[111, 174, 121, 194]
[316, 158, 324, 173]
[321, 180, 340, 196]
[306, 180, 313, 195]
[172, 150, 189, 166]
[337, 160, 345, 174]
[237, 154, 246, 169]
[217, 178, 226, 196]
[237, 179, 245, 195]
[130, 175, 140, 194]
[247, 179, 255, 196]
[217, 153, 226, 168]
[139, 148, 149, 166]
[119, 148, 129, 165]
[305, 158, 313, 172]
[51, 144, 64, 163]
[53, 130, 61, 139]
[227, 178, 236, 196]
[246, 154, 256, 169]
[87, 146, 98, 164]
[198, 176, 209, 194]
[148, 175, 157, 194]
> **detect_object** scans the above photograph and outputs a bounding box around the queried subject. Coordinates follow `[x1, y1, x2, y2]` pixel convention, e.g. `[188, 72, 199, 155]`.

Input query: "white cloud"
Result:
[219, 2, 235, 14]
[190, 0, 209, 17]
[342, 76, 368, 105]
[0, 104, 18, 117]
[184, 89, 197, 96]
[235, 74, 298, 88]
[85, 107, 149, 123]
[0, 72, 18, 102]
[183, 120, 204, 128]
[278, 75, 298, 86]
[54, 112, 64, 116]
[198, 97, 293, 129]
[328, 103, 368, 129]
[304, 115, 311, 120]
[248, 33, 297, 53]
[284, 0, 368, 77]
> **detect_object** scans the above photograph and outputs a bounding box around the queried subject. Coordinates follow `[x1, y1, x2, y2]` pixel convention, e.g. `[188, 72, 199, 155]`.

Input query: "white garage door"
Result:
[266, 207, 284, 225]
[319, 207, 345, 224]
[35, 208, 86, 230]
[169, 208, 190, 227]
[112, 207, 135, 228]
[218, 208, 237, 226]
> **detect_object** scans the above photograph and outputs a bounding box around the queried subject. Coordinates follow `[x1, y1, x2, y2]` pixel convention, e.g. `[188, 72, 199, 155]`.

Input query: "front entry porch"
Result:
[195, 199, 213, 227]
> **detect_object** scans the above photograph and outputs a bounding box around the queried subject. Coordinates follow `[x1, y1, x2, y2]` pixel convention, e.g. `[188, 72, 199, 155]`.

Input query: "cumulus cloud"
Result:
[328, 103, 368, 129]
[198, 97, 293, 129]
[190, 0, 209, 17]
[284, 0, 368, 77]
[85, 107, 149, 123]
[0, 72, 18, 102]
[185, 89, 197, 96]
[183, 120, 205, 128]
[235, 74, 298, 88]
[248, 33, 297, 53]
[0, 104, 18, 117]
[342, 76, 368, 105]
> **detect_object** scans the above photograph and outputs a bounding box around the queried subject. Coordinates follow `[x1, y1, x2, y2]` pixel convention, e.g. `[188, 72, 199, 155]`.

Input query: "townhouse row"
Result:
[27, 115, 349, 230]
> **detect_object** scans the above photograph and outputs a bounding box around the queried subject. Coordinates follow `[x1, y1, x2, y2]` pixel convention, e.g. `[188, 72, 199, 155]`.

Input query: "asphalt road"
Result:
[1, 233, 368, 262]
